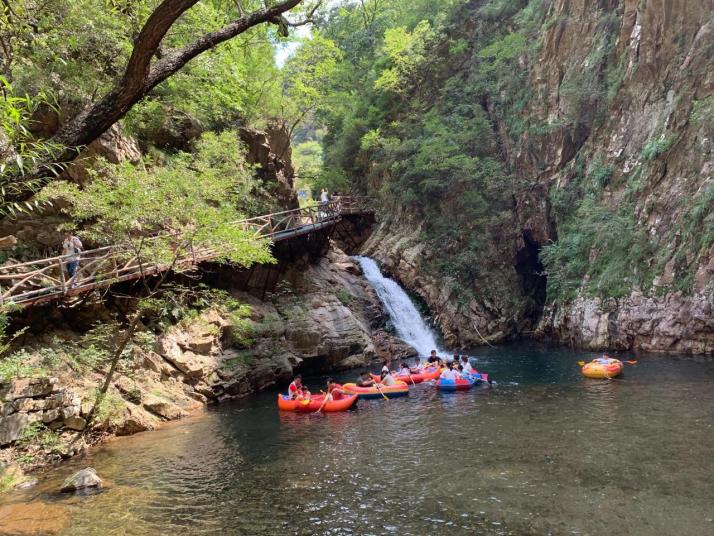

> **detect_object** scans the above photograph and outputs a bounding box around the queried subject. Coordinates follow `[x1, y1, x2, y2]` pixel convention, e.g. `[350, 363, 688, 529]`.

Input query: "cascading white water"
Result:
[354, 256, 445, 357]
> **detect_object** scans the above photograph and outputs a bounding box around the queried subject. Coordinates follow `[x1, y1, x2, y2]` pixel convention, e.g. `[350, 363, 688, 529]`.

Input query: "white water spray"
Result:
[354, 256, 446, 357]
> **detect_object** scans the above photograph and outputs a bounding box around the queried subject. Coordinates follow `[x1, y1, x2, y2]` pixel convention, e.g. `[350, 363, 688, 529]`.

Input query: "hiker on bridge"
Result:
[61, 231, 83, 285]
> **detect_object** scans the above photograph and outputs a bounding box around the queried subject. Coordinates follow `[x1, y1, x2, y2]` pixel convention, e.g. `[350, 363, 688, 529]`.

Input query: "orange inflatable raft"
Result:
[581, 357, 624, 379]
[342, 382, 409, 399]
[277, 393, 358, 412]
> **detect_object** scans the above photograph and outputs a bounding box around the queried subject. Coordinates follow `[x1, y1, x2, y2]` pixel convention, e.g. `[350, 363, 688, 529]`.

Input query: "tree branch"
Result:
[286, 0, 321, 27]
[50, 0, 304, 162]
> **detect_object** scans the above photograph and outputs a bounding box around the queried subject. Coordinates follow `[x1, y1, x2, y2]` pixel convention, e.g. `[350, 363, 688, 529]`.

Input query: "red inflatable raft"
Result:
[277, 393, 358, 412]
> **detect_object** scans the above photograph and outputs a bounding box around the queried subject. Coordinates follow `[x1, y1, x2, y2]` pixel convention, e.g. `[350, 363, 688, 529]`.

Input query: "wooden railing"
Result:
[0, 196, 372, 307]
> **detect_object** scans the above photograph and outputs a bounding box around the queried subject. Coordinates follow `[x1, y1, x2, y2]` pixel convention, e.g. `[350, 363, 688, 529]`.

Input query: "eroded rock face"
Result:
[239, 122, 298, 210]
[537, 290, 714, 354]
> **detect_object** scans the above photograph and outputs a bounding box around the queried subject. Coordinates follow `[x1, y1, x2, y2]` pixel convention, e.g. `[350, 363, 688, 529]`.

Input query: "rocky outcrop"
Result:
[537, 290, 714, 354]
[62, 122, 141, 184]
[239, 122, 298, 210]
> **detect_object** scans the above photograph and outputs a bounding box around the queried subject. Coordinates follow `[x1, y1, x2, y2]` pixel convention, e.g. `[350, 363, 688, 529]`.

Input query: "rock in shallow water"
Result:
[60, 467, 102, 493]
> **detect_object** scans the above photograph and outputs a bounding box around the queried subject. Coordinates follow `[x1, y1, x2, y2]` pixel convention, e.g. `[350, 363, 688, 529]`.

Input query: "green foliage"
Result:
[0, 351, 40, 383]
[690, 96, 714, 124]
[541, 199, 655, 301]
[18, 421, 63, 454]
[641, 134, 677, 161]
[0, 77, 62, 216]
[375, 21, 434, 96]
[227, 304, 255, 348]
[39, 130, 275, 269]
[336, 288, 353, 306]
[90, 389, 124, 426]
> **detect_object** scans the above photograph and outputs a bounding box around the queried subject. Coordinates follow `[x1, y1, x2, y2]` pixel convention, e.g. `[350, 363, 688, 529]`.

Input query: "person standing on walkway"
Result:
[320, 188, 330, 203]
[61, 231, 83, 286]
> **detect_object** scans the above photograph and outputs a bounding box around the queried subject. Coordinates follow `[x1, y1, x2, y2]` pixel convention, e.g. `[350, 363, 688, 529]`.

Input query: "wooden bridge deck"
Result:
[0, 196, 372, 308]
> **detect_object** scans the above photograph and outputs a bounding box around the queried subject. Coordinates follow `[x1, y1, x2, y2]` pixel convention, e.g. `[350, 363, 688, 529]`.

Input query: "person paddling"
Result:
[288, 374, 310, 400]
[356, 371, 376, 387]
[317, 378, 347, 413]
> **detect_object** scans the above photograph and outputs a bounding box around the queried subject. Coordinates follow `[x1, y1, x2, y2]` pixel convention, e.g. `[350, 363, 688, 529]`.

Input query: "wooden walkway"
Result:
[0, 196, 372, 307]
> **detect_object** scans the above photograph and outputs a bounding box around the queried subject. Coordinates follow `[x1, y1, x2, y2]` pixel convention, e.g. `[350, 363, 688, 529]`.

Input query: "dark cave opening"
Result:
[515, 230, 548, 328]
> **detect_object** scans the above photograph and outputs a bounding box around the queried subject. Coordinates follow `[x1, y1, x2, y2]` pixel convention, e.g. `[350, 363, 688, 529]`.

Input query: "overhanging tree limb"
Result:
[49, 0, 305, 162]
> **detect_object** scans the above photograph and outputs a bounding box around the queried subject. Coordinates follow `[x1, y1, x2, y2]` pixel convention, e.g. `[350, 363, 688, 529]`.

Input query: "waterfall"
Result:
[354, 256, 445, 357]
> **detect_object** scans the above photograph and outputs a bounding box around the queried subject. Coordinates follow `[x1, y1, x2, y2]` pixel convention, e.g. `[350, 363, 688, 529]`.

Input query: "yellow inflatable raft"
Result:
[581, 357, 623, 379]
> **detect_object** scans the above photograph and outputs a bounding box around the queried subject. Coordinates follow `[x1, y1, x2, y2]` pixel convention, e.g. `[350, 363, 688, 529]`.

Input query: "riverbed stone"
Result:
[60, 467, 102, 492]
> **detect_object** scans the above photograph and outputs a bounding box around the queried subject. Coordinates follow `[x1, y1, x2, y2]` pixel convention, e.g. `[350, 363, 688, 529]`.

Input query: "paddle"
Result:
[373, 381, 389, 401]
[578, 359, 638, 366]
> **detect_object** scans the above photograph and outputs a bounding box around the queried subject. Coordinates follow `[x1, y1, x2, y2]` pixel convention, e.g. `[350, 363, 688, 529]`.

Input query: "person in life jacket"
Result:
[325, 378, 346, 401]
[288, 374, 310, 400]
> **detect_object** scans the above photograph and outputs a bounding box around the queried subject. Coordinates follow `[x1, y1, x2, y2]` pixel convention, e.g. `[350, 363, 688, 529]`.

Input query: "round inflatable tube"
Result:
[581, 358, 623, 379]
[293, 393, 358, 413]
[436, 377, 475, 391]
[342, 382, 409, 399]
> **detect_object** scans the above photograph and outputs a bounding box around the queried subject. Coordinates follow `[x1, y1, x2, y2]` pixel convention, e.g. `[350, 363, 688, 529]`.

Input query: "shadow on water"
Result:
[1, 342, 713, 536]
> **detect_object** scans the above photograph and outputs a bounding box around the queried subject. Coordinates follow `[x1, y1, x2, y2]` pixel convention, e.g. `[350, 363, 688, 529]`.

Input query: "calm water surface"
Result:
[3, 343, 714, 535]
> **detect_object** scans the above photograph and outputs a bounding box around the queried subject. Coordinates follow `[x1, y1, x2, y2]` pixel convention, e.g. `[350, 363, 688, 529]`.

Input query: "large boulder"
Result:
[59, 467, 102, 493]
[62, 123, 141, 184]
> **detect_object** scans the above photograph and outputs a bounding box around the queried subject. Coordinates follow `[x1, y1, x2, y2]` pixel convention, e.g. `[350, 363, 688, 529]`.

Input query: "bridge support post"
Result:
[57, 259, 67, 294]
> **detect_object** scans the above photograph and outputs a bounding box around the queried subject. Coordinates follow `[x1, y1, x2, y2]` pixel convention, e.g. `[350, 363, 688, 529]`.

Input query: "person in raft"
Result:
[380, 358, 392, 374]
[460, 355, 474, 374]
[397, 362, 412, 378]
[427, 350, 439, 365]
[440, 361, 458, 381]
[380, 370, 397, 387]
[356, 371, 376, 387]
[325, 378, 347, 400]
[411, 357, 423, 371]
[288, 374, 310, 400]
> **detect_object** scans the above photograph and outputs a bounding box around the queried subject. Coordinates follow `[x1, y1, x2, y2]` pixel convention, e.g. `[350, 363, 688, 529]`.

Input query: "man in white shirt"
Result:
[61, 231, 83, 285]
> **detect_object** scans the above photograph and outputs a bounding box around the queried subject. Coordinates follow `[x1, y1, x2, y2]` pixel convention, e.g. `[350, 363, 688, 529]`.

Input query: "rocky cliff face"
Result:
[363, 0, 713, 354]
